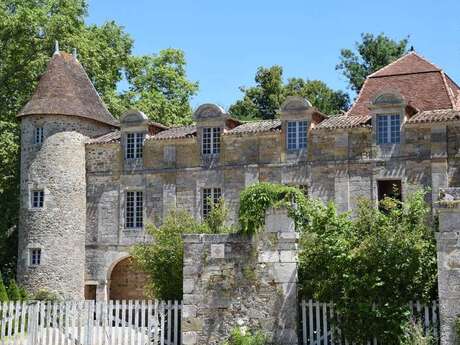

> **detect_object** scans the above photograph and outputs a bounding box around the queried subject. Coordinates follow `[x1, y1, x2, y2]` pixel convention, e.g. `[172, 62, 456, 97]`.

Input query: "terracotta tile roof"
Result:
[225, 120, 281, 135]
[368, 52, 440, 77]
[314, 115, 371, 130]
[87, 131, 121, 144]
[407, 109, 460, 124]
[150, 125, 197, 140]
[348, 52, 459, 117]
[18, 52, 118, 127]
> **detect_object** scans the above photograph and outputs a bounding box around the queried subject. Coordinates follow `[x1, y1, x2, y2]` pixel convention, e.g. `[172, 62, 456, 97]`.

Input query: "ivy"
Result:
[238, 182, 308, 235]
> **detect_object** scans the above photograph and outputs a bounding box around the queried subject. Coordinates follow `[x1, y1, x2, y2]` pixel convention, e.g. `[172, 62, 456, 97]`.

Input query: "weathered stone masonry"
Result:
[182, 209, 298, 345]
[16, 49, 460, 304]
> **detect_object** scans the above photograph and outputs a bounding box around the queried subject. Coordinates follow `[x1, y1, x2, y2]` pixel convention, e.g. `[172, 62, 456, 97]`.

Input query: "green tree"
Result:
[336, 33, 409, 92]
[123, 49, 199, 126]
[132, 200, 232, 300]
[298, 192, 437, 344]
[229, 65, 349, 120]
[0, 0, 198, 279]
[0, 274, 8, 302]
[131, 211, 208, 300]
[7, 279, 21, 301]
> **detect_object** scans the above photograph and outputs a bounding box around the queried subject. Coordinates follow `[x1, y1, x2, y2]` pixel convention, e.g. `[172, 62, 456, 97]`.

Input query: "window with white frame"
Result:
[202, 187, 222, 219]
[286, 121, 308, 151]
[31, 190, 44, 208]
[29, 248, 41, 266]
[125, 133, 144, 159]
[125, 191, 143, 229]
[34, 127, 44, 145]
[376, 114, 400, 144]
[202, 127, 221, 156]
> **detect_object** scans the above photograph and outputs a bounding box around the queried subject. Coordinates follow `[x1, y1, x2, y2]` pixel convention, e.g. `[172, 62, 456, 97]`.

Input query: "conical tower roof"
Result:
[18, 51, 118, 127]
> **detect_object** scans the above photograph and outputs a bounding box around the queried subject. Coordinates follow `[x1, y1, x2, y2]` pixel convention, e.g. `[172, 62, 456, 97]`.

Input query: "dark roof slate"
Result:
[18, 52, 118, 127]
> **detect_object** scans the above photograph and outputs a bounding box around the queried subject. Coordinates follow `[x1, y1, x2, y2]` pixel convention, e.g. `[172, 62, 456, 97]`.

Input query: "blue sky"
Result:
[87, 0, 460, 110]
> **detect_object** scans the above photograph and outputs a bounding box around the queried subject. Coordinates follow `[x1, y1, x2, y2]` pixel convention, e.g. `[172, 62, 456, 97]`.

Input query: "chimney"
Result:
[72, 48, 78, 60]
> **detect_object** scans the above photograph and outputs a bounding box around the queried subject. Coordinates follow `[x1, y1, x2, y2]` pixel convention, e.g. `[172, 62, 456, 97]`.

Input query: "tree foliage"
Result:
[336, 33, 409, 92]
[7, 279, 21, 301]
[229, 66, 349, 120]
[222, 327, 268, 345]
[132, 200, 232, 300]
[0, 0, 197, 279]
[238, 182, 437, 344]
[0, 274, 8, 302]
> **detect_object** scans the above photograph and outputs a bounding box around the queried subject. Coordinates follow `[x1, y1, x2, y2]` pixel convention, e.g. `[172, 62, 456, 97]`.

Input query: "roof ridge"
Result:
[368, 51, 440, 78]
[441, 71, 457, 109]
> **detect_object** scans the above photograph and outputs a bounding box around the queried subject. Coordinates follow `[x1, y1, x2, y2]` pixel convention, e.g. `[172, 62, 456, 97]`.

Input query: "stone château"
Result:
[16, 48, 460, 300]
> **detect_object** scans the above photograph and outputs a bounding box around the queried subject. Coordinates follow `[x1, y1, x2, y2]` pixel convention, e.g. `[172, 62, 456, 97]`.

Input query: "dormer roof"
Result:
[18, 52, 118, 127]
[347, 52, 460, 117]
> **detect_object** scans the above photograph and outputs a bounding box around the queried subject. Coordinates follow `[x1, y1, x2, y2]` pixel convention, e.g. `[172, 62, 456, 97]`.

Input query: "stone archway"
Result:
[108, 257, 149, 300]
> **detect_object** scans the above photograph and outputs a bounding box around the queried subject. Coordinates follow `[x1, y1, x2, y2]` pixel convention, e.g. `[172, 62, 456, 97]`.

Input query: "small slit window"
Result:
[29, 248, 41, 266]
[34, 127, 44, 145]
[31, 190, 44, 208]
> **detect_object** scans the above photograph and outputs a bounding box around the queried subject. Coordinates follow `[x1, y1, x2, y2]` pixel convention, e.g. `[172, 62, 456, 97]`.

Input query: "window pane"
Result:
[135, 191, 143, 228]
[135, 133, 144, 158]
[34, 127, 44, 144]
[202, 188, 212, 218]
[390, 115, 400, 144]
[32, 190, 44, 208]
[212, 128, 221, 154]
[126, 133, 135, 159]
[202, 128, 212, 155]
[298, 121, 308, 149]
[377, 115, 389, 144]
[30, 248, 41, 265]
[287, 121, 298, 150]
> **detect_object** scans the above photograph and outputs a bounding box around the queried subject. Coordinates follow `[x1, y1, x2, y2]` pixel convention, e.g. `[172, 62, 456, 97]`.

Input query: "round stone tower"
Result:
[16, 48, 118, 299]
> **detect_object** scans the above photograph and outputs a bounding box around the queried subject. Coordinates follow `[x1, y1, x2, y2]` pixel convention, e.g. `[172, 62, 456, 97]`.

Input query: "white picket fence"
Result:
[299, 300, 440, 345]
[0, 300, 182, 345]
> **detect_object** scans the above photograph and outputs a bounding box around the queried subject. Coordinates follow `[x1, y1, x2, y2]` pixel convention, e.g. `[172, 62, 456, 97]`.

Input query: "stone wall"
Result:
[436, 187, 460, 345]
[182, 208, 298, 345]
[17, 115, 112, 300]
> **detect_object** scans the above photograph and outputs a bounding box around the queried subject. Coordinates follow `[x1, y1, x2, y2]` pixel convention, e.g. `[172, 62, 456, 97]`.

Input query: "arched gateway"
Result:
[108, 257, 149, 300]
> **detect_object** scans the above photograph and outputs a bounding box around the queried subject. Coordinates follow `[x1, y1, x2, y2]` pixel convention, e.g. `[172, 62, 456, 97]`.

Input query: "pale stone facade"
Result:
[16, 50, 460, 302]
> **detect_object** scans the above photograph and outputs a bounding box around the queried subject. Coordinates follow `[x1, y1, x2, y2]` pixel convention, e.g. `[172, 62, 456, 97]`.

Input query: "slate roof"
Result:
[18, 52, 118, 127]
[314, 115, 371, 130]
[225, 120, 281, 135]
[348, 52, 460, 118]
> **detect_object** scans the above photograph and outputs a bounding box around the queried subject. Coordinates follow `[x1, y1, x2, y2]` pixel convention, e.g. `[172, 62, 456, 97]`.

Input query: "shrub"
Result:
[0, 273, 8, 302]
[132, 202, 233, 300]
[32, 289, 60, 301]
[299, 191, 437, 344]
[7, 279, 21, 301]
[400, 320, 435, 345]
[222, 327, 267, 345]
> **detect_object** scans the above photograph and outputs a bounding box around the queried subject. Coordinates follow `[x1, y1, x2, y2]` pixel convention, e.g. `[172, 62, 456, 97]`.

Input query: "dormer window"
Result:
[125, 133, 144, 159]
[286, 121, 307, 151]
[376, 114, 400, 144]
[202, 127, 221, 156]
[34, 127, 44, 145]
